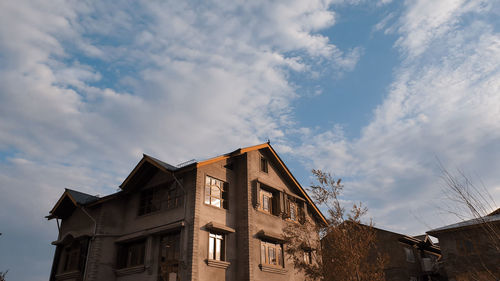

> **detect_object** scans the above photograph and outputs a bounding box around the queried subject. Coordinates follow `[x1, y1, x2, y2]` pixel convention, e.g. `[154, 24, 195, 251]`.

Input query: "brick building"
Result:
[427, 209, 500, 281]
[47, 143, 326, 281]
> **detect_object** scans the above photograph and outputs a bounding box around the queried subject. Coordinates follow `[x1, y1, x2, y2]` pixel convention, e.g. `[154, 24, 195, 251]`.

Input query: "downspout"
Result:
[170, 171, 189, 273]
[80, 206, 97, 281]
[171, 172, 188, 222]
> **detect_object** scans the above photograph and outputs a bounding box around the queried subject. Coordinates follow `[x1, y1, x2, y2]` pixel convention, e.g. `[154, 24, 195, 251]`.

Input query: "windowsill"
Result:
[55, 270, 81, 280]
[206, 259, 231, 269]
[203, 202, 228, 212]
[137, 205, 182, 218]
[259, 264, 287, 274]
[256, 209, 280, 218]
[115, 265, 146, 276]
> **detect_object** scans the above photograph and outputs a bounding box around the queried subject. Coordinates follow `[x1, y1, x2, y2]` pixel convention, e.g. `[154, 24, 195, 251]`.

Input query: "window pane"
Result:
[270, 247, 276, 264]
[215, 238, 221, 260]
[261, 243, 266, 264]
[211, 198, 221, 208]
[211, 185, 221, 198]
[209, 236, 214, 260]
[263, 195, 269, 211]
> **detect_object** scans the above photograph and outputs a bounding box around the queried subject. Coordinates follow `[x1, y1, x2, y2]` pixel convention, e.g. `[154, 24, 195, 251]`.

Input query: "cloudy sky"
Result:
[1, 0, 499, 280]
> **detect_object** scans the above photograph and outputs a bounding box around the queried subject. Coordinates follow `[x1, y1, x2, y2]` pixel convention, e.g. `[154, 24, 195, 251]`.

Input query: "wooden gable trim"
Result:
[196, 143, 270, 168]
[120, 155, 178, 190]
[49, 190, 78, 215]
[265, 144, 328, 225]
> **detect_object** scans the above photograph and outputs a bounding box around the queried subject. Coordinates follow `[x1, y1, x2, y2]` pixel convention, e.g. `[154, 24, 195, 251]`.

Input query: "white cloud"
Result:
[292, 1, 500, 234]
[0, 0, 361, 280]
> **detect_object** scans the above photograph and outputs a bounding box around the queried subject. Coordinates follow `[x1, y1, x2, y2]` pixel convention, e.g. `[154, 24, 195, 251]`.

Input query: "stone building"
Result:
[427, 209, 500, 281]
[47, 143, 327, 281]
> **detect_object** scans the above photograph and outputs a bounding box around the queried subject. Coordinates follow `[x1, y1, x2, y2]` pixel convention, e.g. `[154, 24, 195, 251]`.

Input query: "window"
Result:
[138, 181, 184, 216]
[208, 232, 225, 261]
[404, 247, 415, 263]
[205, 176, 228, 209]
[260, 190, 273, 214]
[117, 240, 145, 269]
[303, 250, 312, 264]
[288, 200, 298, 222]
[159, 232, 180, 281]
[61, 241, 81, 272]
[57, 238, 88, 274]
[260, 157, 268, 173]
[456, 238, 476, 255]
[260, 241, 283, 267]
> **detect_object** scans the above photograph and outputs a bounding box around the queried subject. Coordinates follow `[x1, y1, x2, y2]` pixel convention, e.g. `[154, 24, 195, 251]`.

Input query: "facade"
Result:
[47, 143, 327, 281]
[372, 227, 443, 281]
[427, 209, 500, 281]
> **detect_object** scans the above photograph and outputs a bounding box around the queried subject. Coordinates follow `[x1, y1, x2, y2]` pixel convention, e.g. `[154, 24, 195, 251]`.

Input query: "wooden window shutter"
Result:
[222, 182, 229, 209]
[278, 192, 284, 215]
[283, 195, 290, 218]
[271, 193, 278, 216]
[254, 182, 261, 208]
[299, 202, 306, 223]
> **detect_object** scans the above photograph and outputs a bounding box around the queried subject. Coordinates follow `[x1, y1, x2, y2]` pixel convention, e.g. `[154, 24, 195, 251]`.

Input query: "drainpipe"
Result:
[80, 206, 97, 281]
[170, 171, 189, 271]
[171, 172, 188, 222]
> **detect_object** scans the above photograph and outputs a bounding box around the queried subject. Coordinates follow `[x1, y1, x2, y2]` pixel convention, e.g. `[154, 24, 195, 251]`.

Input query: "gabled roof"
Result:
[196, 142, 328, 225]
[51, 143, 327, 225]
[427, 211, 500, 235]
[119, 142, 328, 224]
[119, 154, 182, 189]
[47, 189, 99, 219]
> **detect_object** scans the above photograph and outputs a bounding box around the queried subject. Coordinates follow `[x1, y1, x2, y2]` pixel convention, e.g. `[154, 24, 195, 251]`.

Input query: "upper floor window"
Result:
[303, 250, 312, 264]
[260, 157, 268, 173]
[456, 238, 476, 255]
[205, 176, 228, 209]
[57, 238, 88, 275]
[208, 232, 226, 261]
[288, 200, 298, 222]
[138, 181, 184, 216]
[117, 239, 145, 269]
[260, 240, 283, 267]
[404, 247, 415, 263]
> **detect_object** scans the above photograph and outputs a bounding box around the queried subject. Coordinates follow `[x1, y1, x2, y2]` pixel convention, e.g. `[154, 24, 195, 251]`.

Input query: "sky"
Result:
[1, 0, 500, 280]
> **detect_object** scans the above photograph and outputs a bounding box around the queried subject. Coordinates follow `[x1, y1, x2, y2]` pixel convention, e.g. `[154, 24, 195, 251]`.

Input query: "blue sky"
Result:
[1, 0, 500, 280]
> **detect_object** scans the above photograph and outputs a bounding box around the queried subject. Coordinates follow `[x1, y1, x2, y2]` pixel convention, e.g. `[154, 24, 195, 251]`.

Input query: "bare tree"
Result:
[438, 164, 500, 281]
[283, 169, 386, 281]
[0, 270, 7, 281]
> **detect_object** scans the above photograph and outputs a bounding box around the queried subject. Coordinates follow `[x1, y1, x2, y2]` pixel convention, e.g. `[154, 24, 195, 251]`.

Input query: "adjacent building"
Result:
[47, 143, 327, 281]
[427, 209, 500, 281]
[370, 227, 443, 281]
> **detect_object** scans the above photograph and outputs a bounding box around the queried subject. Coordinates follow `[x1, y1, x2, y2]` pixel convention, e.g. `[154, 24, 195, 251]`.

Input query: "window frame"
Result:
[260, 240, 284, 268]
[138, 181, 184, 216]
[116, 239, 146, 269]
[288, 199, 298, 222]
[204, 176, 228, 209]
[208, 232, 226, 261]
[260, 189, 274, 214]
[159, 232, 181, 280]
[303, 249, 312, 264]
[61, 240, 81, 273]
[260, 157, 268, 173]
[404, 247, 415, 263]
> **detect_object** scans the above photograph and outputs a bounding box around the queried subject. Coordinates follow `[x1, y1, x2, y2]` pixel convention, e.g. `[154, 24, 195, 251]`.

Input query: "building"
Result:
[370, 227, 443, 281]
[47, 143, 327, 281]
[427, 209, 500, 281]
